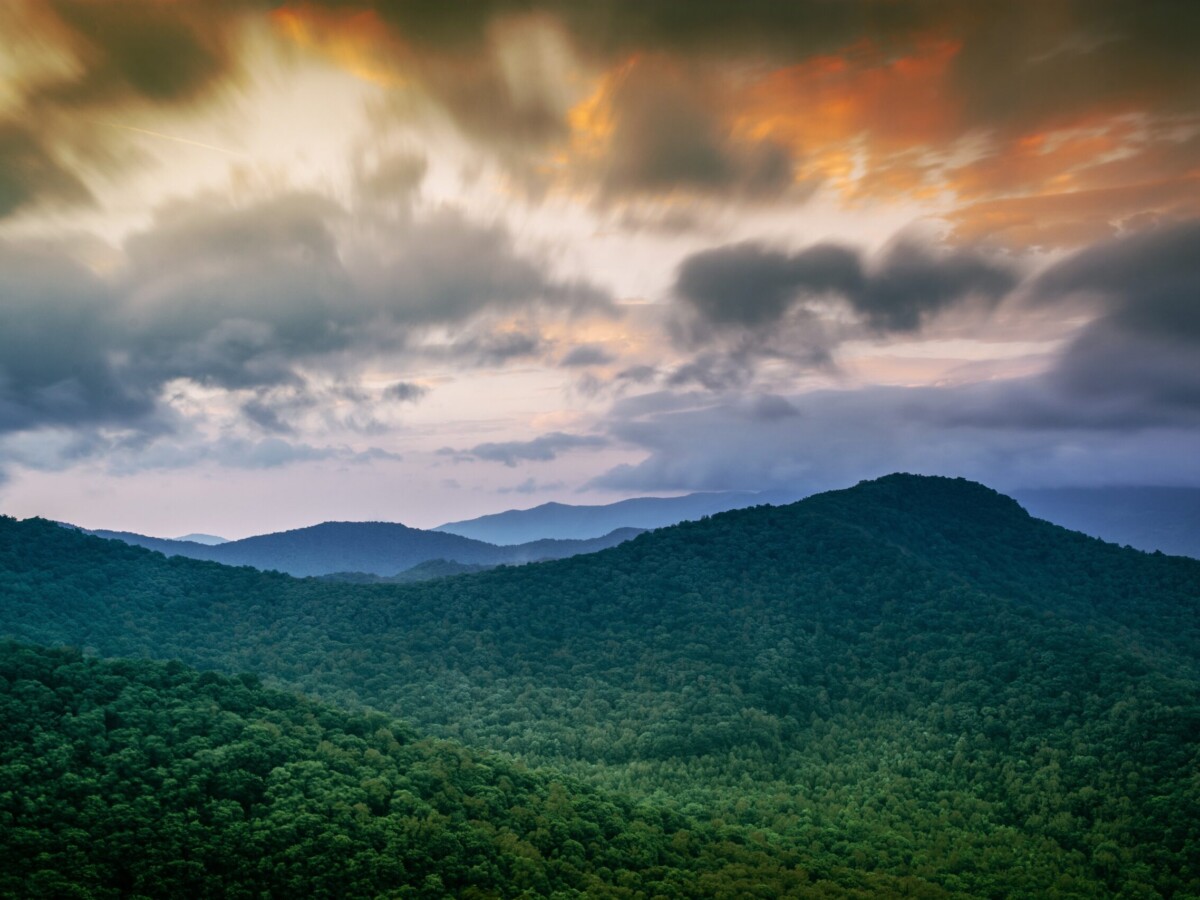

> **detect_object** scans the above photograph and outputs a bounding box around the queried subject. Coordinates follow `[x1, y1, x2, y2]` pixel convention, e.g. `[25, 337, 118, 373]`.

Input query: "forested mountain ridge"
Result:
[3, 643, 894, 899]
[78, 520, 643, 577]
[4, 474, 1200, 896]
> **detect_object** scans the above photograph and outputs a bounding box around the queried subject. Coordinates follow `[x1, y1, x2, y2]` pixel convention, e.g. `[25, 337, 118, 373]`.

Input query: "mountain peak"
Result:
[825, 473, 1029, 520]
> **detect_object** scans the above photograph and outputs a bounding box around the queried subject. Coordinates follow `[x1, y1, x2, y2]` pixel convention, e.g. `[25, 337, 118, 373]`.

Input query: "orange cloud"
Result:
[265, 4, 1199, 248]
[271, 3, 408, 86]
[736, 37, 963, 196]
[946, 176, 1200, 248]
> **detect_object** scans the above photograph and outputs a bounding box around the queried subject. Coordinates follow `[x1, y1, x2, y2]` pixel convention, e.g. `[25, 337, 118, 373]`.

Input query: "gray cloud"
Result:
[600, 59, 794, 200]
[1025, 220, 1200, 424]
[675, 238, 1014, 334]
[0, 427, 399, 477]
[560, 344, 615, 367]
[1035, 220, 1200, 335]
[675, 242, 857, 328]
[591, 385, 1200, 496]
[855, 242, 1017, 332]
[361, 209, 609, 325]
[383, 381, 429, 403]
[0, 189, 609, 473]
[460, 432, 609, 467]
[594, 224, 1200, 494]
[0, 124, 93, 218]
[110, 436, 403, 474]
[0, 242, 155, 434]
[616, 365, 658, 385]
[443, 329, 547, 366]
[665, 236, 1018, 389]
[241, 398, 297, 435]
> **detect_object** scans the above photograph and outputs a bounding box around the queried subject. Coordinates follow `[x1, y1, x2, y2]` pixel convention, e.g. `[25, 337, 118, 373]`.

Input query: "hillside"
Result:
[4, 474, 1200, 896]
[1014, 486, 1200, 558]
[435, 490, 797, 544]
[84, 521, 643, 577]
[1, 643, 883, 899]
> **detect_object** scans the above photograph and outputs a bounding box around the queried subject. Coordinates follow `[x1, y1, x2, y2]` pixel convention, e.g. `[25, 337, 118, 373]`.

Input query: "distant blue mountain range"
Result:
[74, 522, 645, 578]
[436, 489, 801, 544]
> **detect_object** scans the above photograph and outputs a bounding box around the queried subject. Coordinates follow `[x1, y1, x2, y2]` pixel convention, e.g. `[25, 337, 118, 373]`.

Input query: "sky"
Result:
[1, 0, 1198, 537]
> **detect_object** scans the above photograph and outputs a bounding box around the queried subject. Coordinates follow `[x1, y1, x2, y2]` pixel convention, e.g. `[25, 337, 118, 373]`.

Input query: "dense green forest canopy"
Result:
[4, 643, 912, 898]
[2, 475, 1199, 896]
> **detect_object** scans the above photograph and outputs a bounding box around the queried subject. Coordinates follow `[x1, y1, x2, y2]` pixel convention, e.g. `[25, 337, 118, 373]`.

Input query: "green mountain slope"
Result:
[2, 474, 1199, 896]
[3, 643, 891, 899]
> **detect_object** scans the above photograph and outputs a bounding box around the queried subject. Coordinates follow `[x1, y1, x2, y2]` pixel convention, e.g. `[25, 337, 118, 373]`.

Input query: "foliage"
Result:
[0, 642, 917, 899]
[2, 475, 1199, 896]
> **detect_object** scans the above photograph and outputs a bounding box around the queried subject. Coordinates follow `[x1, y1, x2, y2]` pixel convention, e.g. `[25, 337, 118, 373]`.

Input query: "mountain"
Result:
[435, 489, 799, 544]
[173, 532, 228, 545]
[0, 643, 843, 899]
[4, 474, 1200, 896]
[1013, 485, 1200, 558]
[83, 521, 643, 577]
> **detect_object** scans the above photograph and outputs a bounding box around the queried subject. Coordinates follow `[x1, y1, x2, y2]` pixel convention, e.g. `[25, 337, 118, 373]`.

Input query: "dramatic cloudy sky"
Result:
[1, 1, 1198, 536]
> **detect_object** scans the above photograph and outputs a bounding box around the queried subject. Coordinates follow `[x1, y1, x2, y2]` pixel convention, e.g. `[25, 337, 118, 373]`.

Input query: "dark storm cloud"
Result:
[9, 1, 1200, 221]
[0, 189, 608, 449]
[1008, 220, 1200, 426]
[120, 193, 355, 389]
[461, 432, 609, 467]
[947, 1, 1200, 135]
[0, 243, 155, 434]
[668, 238, 1014, 389]
[1035, 220, 1200, 336]
[324, 0, 917, 57]
[675, 239, 1014, 335]
[29, 1, 244, 106]
[676, 243, 860, 328]
[115, 191, 603, 384]
[598, 59, 793, 200]
[1, 1, 252, 217]
[855, 242, 1017, 332]
[290, 0, 1200, 224]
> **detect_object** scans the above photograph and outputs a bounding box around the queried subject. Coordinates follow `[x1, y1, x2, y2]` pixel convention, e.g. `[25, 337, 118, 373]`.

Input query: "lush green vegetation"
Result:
[317, 559, 496, 584]
[0, 642, 933, 898]
[3, 475, 1199, 896]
